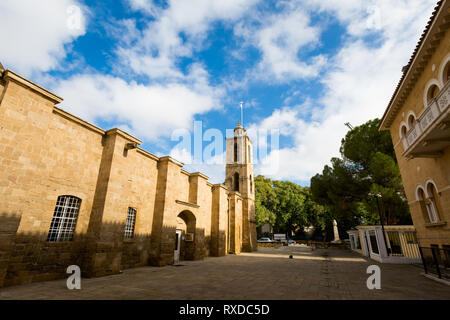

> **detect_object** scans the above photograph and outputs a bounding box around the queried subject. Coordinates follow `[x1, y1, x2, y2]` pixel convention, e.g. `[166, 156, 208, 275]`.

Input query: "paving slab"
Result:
[0, 247, 449, 300]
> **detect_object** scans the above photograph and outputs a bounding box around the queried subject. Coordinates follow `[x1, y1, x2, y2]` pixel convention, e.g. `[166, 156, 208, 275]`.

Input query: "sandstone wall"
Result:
[0, 69, 256, 287]
[0, 77, 103, 285]
[389, 28, 450, 247]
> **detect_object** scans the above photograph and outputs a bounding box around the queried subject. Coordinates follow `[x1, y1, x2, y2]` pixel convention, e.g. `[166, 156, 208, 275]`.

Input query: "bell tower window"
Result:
[234, 138, 238, 163]
[234, 172, 240, 192]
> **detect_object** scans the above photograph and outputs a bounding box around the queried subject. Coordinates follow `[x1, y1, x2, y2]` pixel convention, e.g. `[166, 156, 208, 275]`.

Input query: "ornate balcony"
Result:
[402, 80, 450, 158]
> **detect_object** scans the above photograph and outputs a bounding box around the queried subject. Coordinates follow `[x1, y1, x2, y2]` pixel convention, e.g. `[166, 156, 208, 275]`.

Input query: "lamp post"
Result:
[369, 192, 390, 255]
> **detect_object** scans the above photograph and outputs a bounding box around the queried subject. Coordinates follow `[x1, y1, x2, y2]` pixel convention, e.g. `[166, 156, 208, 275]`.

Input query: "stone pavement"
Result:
[0, 247, 449, 300]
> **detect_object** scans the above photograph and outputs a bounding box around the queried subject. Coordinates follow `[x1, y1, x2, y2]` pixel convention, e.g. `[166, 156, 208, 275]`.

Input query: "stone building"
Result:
[0, 64, 257, 287]
[379, 0, 450, 251]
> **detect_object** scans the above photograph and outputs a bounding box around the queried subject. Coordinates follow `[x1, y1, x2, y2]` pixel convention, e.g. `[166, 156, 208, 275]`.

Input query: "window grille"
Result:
[405, 231, 418, 244]
[47, 195, 81, 242]
[387, 231, 403, 255]
[124, 207, 137, 238]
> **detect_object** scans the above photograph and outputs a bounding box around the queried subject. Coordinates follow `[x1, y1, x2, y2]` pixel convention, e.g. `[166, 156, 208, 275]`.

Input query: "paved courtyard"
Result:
[0, 247, 449, 300]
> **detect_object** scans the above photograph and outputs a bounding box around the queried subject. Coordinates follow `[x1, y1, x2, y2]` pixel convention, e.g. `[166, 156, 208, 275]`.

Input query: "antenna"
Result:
[240, 101, 244, 127]
[344, 122, 353, 130]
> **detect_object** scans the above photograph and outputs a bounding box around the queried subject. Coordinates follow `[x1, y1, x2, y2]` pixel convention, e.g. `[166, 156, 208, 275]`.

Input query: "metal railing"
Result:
[402, 79, 450, 152]
[385, 230, 421, 258]
[419, 247, 450, 279]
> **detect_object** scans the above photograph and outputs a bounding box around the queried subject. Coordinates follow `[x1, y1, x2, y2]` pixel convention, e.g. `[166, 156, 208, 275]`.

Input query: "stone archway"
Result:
[176, 210, 196, 261]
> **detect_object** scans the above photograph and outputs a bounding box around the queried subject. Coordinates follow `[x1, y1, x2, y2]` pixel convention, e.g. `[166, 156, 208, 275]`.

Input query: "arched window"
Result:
[443, 61, 450, 83]
[407, 114, 416, 129]
[426, 183, 441, 223]
[124, 207, 137, 239]
[400, 125, 408, 138]
[417, 187, 430, 223]
[250, 175, 253, 193]
[234, 172, 240, 192]
[427, 84, 439, 104]
[47, 195, 81, 242]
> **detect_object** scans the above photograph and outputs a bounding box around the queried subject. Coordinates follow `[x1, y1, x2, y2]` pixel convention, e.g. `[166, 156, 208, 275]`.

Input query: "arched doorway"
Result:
[175, 210, 196, 263]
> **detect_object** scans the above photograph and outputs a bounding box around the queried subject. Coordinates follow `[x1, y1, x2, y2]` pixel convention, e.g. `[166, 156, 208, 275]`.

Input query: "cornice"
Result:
[3, 70, 63, 104]
[53, 107, 105, 135]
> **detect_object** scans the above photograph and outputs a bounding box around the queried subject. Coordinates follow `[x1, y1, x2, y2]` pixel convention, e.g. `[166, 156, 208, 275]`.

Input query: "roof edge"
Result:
[379, 0, 445, 130]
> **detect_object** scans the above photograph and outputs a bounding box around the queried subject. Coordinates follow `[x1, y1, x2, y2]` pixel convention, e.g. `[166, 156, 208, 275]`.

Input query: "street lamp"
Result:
[368, 192, 390, 255]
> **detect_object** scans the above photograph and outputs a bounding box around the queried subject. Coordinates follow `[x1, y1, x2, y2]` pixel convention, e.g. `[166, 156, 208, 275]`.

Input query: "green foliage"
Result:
[311, 118, 411, 232]
[255, 118, 411, 239]
[254, 176, 276, 226]
[254, 176, 327, 236]
[340, 118, 396, 169]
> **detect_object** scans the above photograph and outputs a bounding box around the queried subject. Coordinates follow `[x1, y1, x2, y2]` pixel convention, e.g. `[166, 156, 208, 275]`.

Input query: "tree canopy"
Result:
[254, 118, 411, 240]
[255, 176, 328, 238]
[310, 118, 411, 232]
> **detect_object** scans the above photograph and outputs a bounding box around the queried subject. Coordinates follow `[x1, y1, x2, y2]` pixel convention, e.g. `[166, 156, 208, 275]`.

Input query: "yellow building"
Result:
[380, 0, 450, 277]
[0, 64, 257, 287]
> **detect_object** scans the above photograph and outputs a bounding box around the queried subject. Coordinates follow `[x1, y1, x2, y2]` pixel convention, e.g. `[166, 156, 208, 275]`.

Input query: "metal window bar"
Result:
[402, 231, 420, 258]
[47, 196, 81, 242]
[387, 231, 403, 256]
[419, 247, 450, 279]
[404, 231, 418, 244]
[124, 207, 137, 239]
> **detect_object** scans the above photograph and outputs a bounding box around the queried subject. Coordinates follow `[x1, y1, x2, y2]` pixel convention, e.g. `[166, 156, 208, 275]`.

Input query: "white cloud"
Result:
[117, 0, 260, 80]
[251, 0, 436, 183]
[1, 0, 437, 186]
[53, 71, 222, 142]
[233, 5, 327, 82]
[248, 106, 302, 137]
[255, 9, 325, 80]
[304, 0, 434, 40]
[127, 0, 160, 16]
[0, 0, 87, 76]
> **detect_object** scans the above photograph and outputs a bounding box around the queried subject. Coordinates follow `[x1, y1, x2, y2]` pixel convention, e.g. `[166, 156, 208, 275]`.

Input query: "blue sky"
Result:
[0, 0, 437, 185]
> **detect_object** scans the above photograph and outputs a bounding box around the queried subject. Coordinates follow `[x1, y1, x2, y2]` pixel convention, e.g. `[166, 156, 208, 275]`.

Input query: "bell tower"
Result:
[225, 122, 254, 198]
[225, 122, 257, 252]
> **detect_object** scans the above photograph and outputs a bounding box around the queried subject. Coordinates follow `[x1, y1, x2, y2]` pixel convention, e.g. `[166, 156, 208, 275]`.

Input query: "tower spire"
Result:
[240, 101, 244, 128]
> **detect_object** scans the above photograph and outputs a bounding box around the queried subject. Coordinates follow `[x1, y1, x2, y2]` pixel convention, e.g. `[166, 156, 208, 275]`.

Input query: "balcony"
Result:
[402, 80, 450, 158]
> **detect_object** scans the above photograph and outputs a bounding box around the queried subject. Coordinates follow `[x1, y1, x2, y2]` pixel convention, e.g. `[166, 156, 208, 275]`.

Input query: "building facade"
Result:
[379, 0, 450, 253]
[0, 65, 257, 288]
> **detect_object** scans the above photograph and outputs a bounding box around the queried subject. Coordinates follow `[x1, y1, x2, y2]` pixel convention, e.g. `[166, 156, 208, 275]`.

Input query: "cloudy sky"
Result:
[0, 0, 437, 185]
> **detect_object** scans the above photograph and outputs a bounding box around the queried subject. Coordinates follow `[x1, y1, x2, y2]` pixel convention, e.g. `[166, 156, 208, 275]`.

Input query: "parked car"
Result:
[257, 237, 273, 243]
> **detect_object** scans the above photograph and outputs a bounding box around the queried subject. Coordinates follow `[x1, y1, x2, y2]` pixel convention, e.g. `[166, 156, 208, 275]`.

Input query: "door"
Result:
[174, 230, 182, 264]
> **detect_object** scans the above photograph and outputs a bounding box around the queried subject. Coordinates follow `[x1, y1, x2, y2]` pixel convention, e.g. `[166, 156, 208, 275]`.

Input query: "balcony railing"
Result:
[402, 79, 450, 154]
